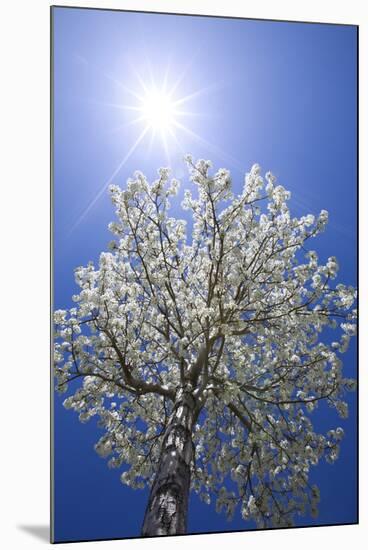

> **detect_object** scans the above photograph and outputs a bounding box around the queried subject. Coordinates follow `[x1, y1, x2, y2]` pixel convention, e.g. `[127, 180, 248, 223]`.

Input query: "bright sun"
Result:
[71, 66, 215, 230]
[140, 89, 177, 132]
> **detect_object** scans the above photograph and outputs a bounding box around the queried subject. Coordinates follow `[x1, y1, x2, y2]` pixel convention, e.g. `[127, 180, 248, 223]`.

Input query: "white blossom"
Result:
[54, 157, 356, 529]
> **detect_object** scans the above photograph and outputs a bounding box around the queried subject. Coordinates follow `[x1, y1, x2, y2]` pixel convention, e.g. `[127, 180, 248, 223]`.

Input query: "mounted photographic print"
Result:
[51, 5, 358, 543]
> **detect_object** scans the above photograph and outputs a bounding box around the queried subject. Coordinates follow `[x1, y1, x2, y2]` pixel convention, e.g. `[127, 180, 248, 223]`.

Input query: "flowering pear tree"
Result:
[54, 157, 356, 536]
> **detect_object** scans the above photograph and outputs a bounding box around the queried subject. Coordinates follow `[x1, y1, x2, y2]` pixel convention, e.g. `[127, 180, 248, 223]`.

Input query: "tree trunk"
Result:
[141, 387, 196, 536]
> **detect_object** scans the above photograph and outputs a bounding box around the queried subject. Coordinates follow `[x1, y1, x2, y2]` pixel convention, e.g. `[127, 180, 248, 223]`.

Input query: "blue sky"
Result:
[52, 7, 357, 543]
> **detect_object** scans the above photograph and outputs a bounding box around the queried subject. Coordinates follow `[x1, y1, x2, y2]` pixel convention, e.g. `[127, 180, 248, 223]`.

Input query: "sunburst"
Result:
[117, 74, 206, 159]
[69, 61, 223, 232]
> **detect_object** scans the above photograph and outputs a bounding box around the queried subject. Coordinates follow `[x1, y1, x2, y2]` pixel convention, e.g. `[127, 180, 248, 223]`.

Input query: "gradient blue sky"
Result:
[52, 6, 357, 543]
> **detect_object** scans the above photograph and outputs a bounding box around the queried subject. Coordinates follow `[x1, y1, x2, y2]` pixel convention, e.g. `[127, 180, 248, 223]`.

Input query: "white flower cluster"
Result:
[54, 157, 356, 528]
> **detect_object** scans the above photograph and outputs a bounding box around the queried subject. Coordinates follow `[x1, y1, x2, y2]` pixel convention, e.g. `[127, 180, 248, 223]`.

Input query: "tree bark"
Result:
[141, 387, 196, 536]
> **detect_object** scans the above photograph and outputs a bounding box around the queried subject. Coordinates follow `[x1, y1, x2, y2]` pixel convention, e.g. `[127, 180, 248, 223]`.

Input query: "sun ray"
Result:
[147, 127, 157, 158]
[103, 74, 144, 102]
[145, 57, 157, 92]
[167, 126, 186, 158]
[168, 46, 203, 97]
[69, 125, 150, 234]
[173, 81, 224, 108]
[172, 120, 244, 172]
[162, 60, 171, 94]
[173, 109, 216, 119]
[107, 115, 147, 135]
[78, 55, 144, 102]
[129, 64, 151, 96]
[160, 128, 172, 168]
[89, 101, 143, 113]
